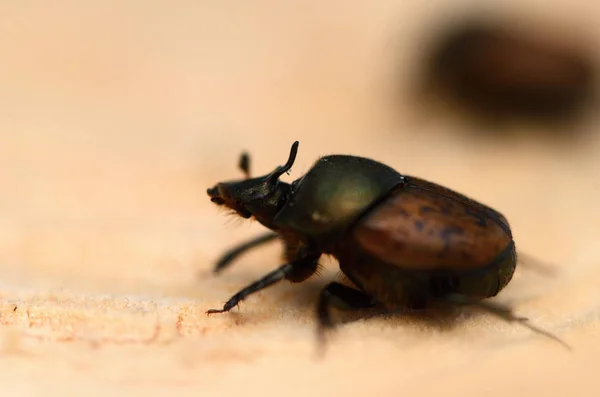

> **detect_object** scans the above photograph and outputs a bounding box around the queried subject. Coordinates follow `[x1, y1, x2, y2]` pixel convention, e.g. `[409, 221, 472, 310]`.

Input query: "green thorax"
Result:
[273, 155, 405, 241]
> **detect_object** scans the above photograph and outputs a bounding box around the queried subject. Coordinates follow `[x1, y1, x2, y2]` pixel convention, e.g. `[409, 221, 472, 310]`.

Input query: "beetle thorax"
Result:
[273, 155, 406, 241]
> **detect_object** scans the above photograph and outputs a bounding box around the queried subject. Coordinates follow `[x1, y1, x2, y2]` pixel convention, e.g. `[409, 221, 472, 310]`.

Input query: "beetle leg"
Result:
[316, 282, 377, 348]
[206, 251, 320, 315]
[515, 251, 557, 277]
[212, 232, 279, 274]
[442, 293, 570, 349]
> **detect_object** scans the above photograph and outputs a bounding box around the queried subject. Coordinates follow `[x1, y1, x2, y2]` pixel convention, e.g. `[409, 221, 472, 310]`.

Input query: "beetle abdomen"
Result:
[336, 240, 516, 309]
[353, 183, 512, 271]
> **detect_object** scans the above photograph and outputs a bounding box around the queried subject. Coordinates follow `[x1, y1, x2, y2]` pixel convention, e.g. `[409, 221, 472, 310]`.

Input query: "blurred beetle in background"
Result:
[416, 18, 596, 125]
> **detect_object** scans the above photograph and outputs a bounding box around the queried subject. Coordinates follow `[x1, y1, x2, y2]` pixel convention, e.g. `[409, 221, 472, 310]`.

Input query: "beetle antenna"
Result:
[267, 141, 299, 182]
[239, 152, 251, 179]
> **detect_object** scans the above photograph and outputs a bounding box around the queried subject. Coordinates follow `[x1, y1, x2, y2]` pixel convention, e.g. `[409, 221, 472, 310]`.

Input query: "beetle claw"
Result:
[206, 303, 236, 315]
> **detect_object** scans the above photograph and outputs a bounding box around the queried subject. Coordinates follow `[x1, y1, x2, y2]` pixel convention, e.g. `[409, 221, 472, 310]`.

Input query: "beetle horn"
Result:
[267, 141, 299, 182]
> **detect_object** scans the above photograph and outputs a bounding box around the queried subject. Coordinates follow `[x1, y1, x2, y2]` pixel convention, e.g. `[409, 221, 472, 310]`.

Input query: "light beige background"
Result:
[1, 1, 600, 396]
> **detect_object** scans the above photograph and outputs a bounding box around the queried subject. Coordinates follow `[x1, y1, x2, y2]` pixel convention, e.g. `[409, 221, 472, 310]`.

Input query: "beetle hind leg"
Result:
[316, 282, 377, 352]
[442, 293, 571, 350]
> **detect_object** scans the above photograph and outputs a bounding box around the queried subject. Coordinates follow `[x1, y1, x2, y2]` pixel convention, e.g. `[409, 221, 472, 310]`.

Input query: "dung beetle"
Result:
[419, 19, 596, 123]
[206, 141, 565, 348]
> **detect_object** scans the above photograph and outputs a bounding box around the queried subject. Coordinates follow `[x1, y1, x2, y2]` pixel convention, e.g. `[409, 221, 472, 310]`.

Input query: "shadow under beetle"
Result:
[206, 141, 566, 349]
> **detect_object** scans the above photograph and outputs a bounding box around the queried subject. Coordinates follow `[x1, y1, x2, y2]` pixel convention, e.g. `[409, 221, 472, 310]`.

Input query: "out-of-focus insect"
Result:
[418, 19, 596, 123]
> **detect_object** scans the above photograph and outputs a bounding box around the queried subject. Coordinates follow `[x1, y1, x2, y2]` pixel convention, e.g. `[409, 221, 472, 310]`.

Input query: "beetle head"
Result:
[207, 141, 298, 224]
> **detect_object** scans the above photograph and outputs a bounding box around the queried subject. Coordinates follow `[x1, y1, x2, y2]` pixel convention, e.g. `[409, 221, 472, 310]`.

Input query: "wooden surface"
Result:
[1, 2, 600, 396]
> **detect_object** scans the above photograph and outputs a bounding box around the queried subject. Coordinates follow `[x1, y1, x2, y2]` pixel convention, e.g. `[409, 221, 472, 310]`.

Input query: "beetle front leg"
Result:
[316, 282, 377, 348]
[212, 232, 279, 274]
[206, 249, 320, 315]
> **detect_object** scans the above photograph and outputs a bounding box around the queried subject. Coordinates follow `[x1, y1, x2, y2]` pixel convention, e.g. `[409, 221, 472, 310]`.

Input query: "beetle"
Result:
[206, 141, 565, 348]
[418, 19, 595, 123]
